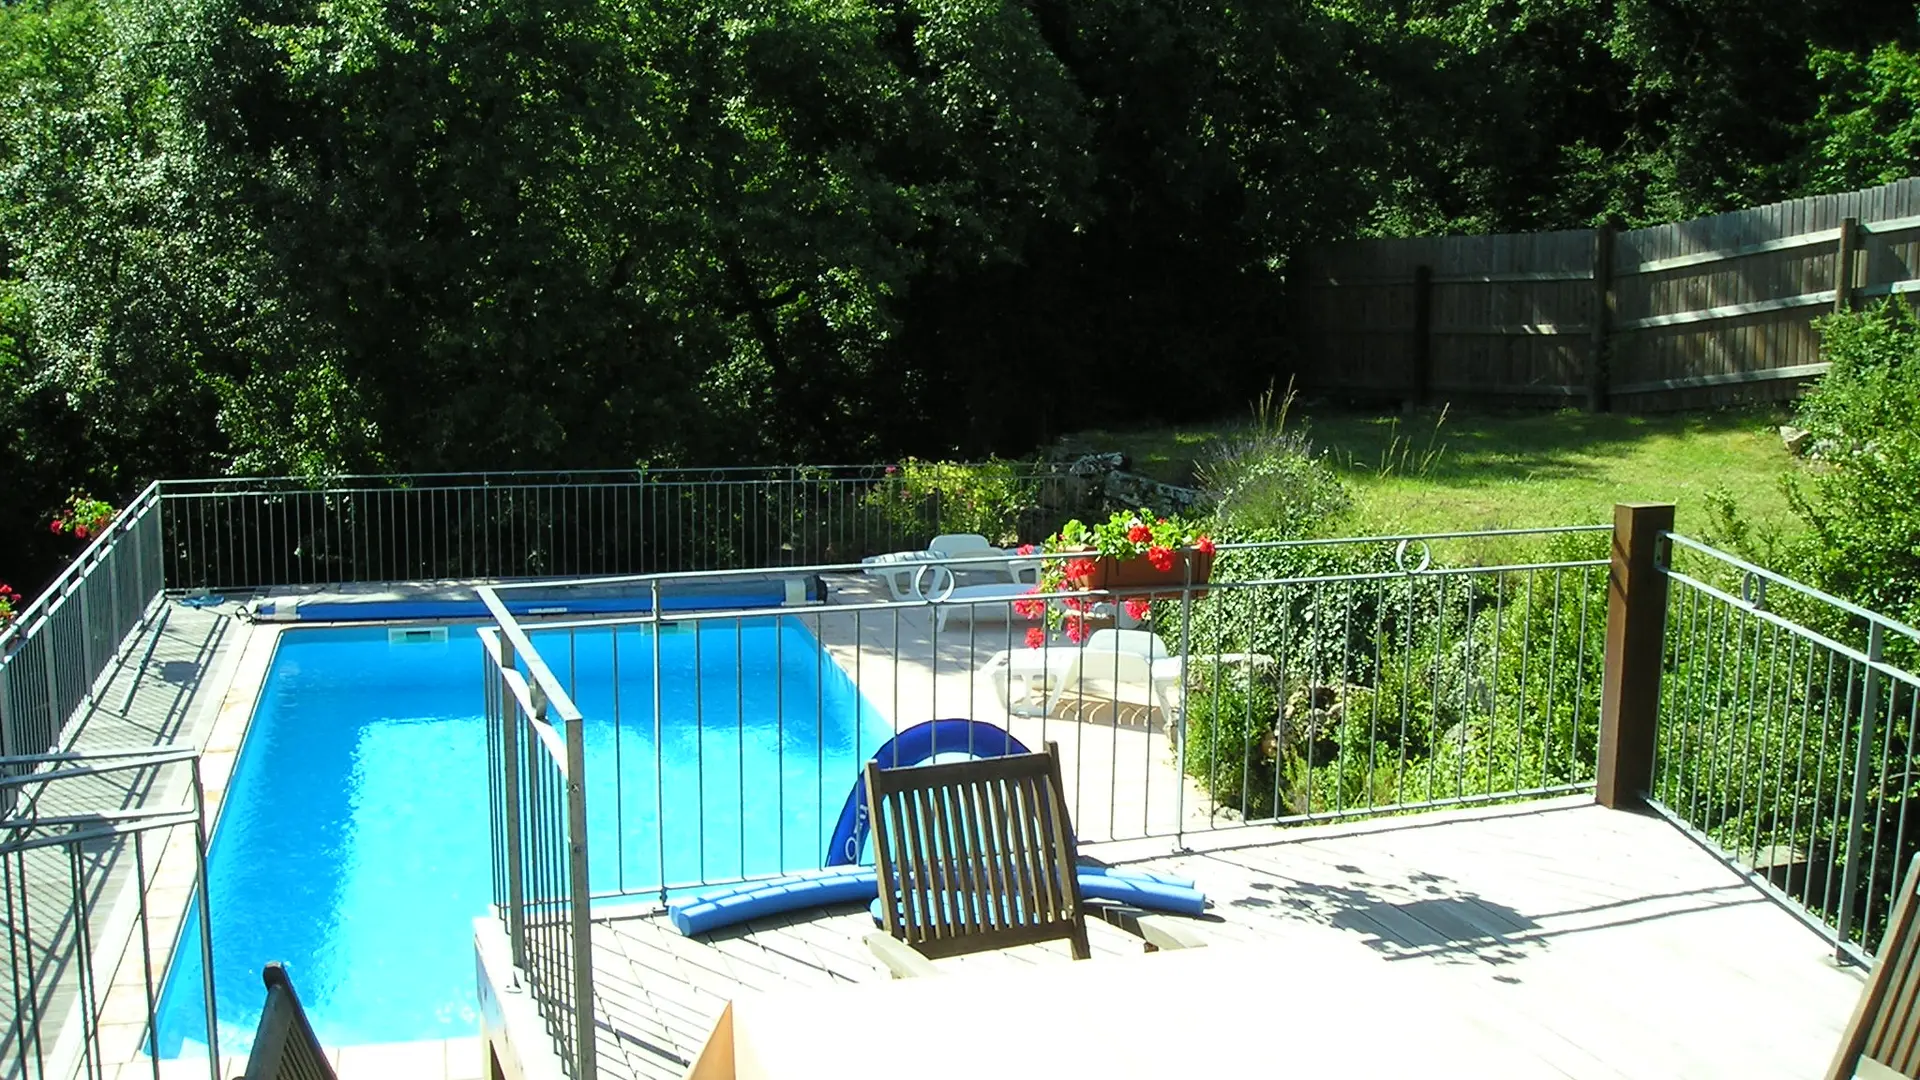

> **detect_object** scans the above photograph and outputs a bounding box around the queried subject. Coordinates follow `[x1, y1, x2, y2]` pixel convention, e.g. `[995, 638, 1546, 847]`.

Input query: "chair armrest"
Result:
[864, 933, 943, 979]
[1092, 904, 1209, 952]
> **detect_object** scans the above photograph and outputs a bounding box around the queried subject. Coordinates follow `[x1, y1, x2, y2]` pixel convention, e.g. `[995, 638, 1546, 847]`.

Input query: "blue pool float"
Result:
[668, 864, 1206, 936]
[669, 718, 1206, 936]
[824, 718, 1034, 868]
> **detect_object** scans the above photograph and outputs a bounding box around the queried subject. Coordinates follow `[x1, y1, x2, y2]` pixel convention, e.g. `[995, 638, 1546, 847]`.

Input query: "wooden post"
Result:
[1588, 223, 1614, 413]
[1835, 216, 1859, 314]
[1595, 501, 1674, 809]
[1411, 264, 1433, 407]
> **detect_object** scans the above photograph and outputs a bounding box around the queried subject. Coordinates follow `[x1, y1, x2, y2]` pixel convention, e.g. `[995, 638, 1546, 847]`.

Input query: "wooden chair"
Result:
[862, 742, 1203, 977]
[1830, 854, 1920, 1080]
[238, 962, 337, 1080]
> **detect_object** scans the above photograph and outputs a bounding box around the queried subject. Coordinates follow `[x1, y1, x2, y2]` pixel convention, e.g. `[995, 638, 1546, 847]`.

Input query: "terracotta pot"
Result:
[1068, 547, 1215, 600]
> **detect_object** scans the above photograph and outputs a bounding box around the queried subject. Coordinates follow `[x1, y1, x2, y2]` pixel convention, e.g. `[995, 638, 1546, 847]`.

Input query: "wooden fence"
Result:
[1289, 176, 1920, 410]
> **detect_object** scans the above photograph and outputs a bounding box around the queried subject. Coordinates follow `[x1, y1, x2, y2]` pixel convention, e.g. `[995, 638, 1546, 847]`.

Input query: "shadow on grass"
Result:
[1309, 405, 1790, 486]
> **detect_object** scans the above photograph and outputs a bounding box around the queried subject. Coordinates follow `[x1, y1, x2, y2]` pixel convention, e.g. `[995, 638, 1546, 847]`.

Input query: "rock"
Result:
[1099, 470, 1206, 517]
[1779, 425, 1812, 455]
[1063, 452, 1128, 476]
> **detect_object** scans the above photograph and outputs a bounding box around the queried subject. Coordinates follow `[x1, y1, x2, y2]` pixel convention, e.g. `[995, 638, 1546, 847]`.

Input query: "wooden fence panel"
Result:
[1290, 176, 1920, 410]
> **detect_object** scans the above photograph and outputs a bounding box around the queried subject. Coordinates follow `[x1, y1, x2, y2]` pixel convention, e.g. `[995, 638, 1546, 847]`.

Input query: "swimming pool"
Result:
[154, 617, 892, 1057]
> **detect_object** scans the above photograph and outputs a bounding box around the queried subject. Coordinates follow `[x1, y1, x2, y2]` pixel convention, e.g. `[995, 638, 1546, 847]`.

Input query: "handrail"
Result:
[1663, 532, 1920, 647]
[0, 480, 161, 654]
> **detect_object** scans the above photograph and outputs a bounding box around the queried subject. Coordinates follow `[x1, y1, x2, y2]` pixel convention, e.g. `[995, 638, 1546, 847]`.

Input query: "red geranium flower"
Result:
[1196, 535, 1216, 555]
[1126, 523, 1151, 543]
[1016, 544, 1036, 556]
[1025, 626, 1046, 649]
[1063, 614, 1087, 643]
[1146, 545, 1175, 572]
[1012, 595, 1044, 620]
[49, 520, 63, 534]
[1063, 557, 1098, 581]
[1124, 598, 1151, 621]
[75, 525, 90, 540]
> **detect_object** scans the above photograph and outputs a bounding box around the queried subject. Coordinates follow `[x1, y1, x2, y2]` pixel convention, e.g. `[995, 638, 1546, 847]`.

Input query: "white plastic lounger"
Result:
[978, 630, 1272, 716]
[979, 629, 1183, 717]
[932, 582, 1039, 632]
[862, 535, 1039, 601]
[860, 550, 952, 601]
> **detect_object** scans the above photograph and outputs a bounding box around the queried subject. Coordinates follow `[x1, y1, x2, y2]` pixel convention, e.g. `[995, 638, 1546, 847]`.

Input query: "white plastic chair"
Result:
[979, 629, 1183, 717]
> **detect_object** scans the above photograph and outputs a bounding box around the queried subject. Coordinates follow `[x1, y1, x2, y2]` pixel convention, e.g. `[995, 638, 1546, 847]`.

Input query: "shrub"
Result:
[1790, 301, 1920, 630]
[1194, 384, 1350, 538]
[859, 458, 1034, 549]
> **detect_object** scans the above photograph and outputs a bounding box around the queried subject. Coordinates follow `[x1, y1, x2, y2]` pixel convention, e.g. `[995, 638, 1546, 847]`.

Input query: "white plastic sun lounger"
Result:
[862, 534, 1039, 600]
[979, 630, 1183, 717]
[932, 582, 1040, 633]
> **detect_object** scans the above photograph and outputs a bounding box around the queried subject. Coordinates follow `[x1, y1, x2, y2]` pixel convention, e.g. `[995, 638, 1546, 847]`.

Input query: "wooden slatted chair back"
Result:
[240, 963, 338, 1080]
[1831, 855, 1920, 1080]
[864, 743, 1090, 961]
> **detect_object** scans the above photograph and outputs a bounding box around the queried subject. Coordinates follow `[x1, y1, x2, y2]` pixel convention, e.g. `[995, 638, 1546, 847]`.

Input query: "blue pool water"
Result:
[154, 618, 891, 1057]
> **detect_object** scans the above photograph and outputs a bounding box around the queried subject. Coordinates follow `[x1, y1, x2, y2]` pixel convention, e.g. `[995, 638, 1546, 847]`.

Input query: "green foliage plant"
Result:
[0, 582, 18, 630]
[1789, 301, 1920, 630]
[859, 458, 1033, 550]
[49, 492, 114, 540]
[1195, 382, 1351, 538]
[1016, 510, 1216, 643]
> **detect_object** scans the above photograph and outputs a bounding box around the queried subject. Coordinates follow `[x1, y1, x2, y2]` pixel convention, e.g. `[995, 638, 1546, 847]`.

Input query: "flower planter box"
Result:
[1069, 548, 1215, 600]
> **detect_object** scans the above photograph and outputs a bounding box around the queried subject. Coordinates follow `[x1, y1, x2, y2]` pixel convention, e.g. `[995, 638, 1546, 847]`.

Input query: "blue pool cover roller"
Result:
[668, 864, 1207, 936]
[668, 718, 1206, 936]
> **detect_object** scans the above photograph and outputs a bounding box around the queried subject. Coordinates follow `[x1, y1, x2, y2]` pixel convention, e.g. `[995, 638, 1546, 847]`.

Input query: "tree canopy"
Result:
[3, 0, 1918, 588]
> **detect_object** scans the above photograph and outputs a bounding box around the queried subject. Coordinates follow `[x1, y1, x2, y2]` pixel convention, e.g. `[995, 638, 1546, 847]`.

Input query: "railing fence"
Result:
[479, 593, 595, 1080]
[160, 465, 1086, 593]
[1640, 527, 1920, 964]
[0, 484, 166, 790]
[0, 746, 216, 1080]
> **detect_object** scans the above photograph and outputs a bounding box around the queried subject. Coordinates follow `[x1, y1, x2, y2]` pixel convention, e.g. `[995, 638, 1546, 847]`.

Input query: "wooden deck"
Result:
[579, 796, 1864, 1080]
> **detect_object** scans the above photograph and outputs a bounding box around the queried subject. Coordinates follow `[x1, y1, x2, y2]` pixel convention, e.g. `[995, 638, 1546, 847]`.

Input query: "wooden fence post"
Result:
[1411, 264, 1433, 407]
[1588, 223, 1614, 412]
[1835, 216, 1859, 313]
[1595, 501, 1674, 809]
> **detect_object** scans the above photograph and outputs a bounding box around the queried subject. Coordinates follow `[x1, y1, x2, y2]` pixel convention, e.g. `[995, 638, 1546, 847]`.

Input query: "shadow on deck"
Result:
[572, 796, 1863, 1080]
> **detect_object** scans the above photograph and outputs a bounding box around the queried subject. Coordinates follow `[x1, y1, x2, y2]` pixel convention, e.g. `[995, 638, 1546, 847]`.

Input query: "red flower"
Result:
[1147, 545, 1175, 572]
[49, 520, 63, 534]
[1025, 626, 1046, 649]
[1124, 598, 1151, 621]
[1063, 614, 1087, 643]
[75, 525, 90, 540]
[1063, 557, 1098, 581]
[1196, 536, 1216, 555]
[1012, 597, 1044, 620]
[1016, 544, 1035, 556]
[1126, 523, 1151, 544]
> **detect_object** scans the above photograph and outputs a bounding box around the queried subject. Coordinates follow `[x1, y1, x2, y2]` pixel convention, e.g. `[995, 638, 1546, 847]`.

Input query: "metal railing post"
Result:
[1836, 621, 1887, 959]
[499, 637, 528, 970]
[564, 711, 597, 1080]
[1596, 502, 1674, 808]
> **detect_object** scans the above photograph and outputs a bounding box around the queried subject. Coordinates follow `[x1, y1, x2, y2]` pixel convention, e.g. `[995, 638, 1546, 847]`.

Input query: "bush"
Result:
[1177, 530, 1607, 821]
[1791, 301, 1920, 630]
[1194, 385, 1350, 538]
[859, 458, 1035, 549]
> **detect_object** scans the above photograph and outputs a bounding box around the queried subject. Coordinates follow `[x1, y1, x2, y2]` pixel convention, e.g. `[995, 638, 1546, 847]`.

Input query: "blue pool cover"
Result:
[247, 574, 827, 621]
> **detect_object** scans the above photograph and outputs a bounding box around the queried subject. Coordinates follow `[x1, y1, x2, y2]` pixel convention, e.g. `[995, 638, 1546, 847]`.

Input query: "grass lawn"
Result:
[1056, 403, 1804, 540]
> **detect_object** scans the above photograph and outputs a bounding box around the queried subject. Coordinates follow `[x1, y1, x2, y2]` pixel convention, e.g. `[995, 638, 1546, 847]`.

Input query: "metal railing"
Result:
[477, 526, 1611, 905]
[160, 464, 1082, 592]
[0, 746, 216, 1080]
[0, 485, 166, 774]
[479, 592, 594, 1079]
[1648, 532, 1920, 964]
